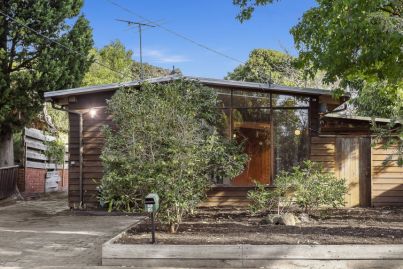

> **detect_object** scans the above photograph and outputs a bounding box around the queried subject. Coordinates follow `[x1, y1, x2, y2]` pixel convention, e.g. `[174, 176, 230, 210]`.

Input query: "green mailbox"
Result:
[145, 193, 159, 213]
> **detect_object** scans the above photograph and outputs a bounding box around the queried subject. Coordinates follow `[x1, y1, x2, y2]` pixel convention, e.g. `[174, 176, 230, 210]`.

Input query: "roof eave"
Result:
[44, 75, 347, 100]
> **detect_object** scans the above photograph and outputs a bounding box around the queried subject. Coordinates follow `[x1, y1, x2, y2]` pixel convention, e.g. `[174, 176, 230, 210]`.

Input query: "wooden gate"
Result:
[310, 136, 371, 207]
[336, 137, 371, 207]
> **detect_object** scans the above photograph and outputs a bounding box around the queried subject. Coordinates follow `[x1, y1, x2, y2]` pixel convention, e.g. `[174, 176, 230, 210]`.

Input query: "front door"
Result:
[232, 121, 271, 186]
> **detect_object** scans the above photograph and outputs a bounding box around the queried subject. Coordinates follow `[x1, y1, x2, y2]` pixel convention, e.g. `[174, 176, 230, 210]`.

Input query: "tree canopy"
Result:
[233, 0, 402, 106]
[82, 40, 173, 86]
[226, 48, 329, 89]
[0, 0, 93, 166]
[234, 0, 402, 163]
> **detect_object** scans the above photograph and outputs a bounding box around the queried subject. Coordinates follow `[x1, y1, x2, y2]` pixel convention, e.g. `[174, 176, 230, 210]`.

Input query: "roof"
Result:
[325, 113, 400, 124]
[44, 75, 343, 100]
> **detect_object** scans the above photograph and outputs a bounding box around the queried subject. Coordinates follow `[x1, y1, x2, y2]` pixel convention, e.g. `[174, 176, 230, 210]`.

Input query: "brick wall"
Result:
[58, 169, 69, 191]
[24, 168, 46, 193]
[17, 168, 69, 194]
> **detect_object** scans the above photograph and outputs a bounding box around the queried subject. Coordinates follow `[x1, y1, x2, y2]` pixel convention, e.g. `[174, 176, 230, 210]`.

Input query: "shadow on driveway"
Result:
[0, 193, 141, 267]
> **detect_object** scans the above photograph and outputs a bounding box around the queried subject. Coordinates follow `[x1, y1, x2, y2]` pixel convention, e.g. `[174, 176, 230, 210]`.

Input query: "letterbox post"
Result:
[145, 193, 159, 244]
[151, 210, 155, 243]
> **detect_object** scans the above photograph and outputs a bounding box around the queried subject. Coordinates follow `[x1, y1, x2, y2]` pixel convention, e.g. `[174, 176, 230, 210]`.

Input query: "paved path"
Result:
[0, 194, 140, 268]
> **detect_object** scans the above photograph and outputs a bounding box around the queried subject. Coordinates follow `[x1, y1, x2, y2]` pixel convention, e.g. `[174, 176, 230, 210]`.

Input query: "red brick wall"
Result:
[24, 168, 46, 193]
[58, 169, 69, 191]
[18, 168, 69, 194]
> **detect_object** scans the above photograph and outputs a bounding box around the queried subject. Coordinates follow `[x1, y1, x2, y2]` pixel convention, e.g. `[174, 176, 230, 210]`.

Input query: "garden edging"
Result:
[102, 228, 403, 268]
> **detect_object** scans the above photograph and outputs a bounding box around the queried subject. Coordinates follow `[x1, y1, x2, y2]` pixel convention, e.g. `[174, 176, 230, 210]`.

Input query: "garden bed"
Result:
[118, 207, 403, 245]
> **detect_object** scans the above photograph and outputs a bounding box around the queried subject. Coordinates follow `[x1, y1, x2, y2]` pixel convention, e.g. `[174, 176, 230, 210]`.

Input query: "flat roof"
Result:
[44, 75, 344, 100]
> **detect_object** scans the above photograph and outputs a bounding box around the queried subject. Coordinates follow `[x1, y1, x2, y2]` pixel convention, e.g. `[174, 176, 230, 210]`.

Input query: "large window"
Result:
[216, 88, 311, 185]
[273, 109, 309, 176]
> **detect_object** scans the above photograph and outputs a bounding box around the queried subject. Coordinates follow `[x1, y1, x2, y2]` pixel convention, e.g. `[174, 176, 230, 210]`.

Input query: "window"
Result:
[272, 94, 310, 107]
[213, 88, 311, 186]
[273, 109, 309, 176]
[232, 90, 270, 108]
[216, 88, 231, 108]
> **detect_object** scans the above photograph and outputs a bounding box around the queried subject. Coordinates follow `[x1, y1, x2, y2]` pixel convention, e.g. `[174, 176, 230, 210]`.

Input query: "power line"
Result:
[0, 9, 133, 80]
[105, 0, 245, 65]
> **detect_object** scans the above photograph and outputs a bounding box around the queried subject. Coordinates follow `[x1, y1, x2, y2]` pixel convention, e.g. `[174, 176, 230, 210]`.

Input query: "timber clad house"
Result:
[44, 75, 403, 209]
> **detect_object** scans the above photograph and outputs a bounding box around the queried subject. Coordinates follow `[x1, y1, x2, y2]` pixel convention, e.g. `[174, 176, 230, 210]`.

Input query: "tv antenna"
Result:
[116, 19, 155, 80]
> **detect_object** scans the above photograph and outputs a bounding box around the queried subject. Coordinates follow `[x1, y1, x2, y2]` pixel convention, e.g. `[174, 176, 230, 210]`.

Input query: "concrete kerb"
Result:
[102, 221, 403, 268]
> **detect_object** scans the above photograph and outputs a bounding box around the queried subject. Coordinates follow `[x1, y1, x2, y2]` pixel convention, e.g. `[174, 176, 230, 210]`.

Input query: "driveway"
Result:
[0, 193, 140, 267]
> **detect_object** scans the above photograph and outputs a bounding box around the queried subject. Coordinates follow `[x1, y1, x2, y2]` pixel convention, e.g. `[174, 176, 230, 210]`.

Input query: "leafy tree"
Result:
[82, 40, 172, 86]
[100, 80, 247, 233]
[226, 48, 329, 88]
[233, 0, 403, 163]
[0, 0, 93, 166]
[40, 40, 173, 146]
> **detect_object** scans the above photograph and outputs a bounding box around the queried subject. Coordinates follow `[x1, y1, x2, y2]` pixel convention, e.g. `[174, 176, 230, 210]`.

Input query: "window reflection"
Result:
[213, 88, 311, 186]
[273, 109, 309, 176]
[232, 108, 271, 186]
[272, 94, 310, 107]
[217, 108, 231, 138]
[216, 88, 231, 108]
[232, 90, 270, 108]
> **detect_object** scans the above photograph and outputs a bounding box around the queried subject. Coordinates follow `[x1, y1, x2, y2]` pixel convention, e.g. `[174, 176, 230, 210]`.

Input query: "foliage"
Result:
[82, 40, 173, 86]
[226, 48, 329, 89]
[289, 161, 348, 213]
[233, 0, 403, 163]
[233, 0, 277, 23]
[0, 0, 93, 166]
[44, 138, 66, 165]
[248, 161, 347, 215]
[99, 80, 247, 233]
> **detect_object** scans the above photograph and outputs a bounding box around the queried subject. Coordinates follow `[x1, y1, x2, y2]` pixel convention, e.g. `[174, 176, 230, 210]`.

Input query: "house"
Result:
[44, 75, 402, 209]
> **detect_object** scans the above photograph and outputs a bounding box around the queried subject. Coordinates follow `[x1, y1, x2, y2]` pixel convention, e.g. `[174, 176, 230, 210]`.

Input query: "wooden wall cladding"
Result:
[371, 143, 403, 207]
[68, 93, 113, 208]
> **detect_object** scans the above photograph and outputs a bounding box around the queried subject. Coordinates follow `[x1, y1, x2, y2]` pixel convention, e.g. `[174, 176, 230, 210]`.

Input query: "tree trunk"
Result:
[0, 131, 14, 167]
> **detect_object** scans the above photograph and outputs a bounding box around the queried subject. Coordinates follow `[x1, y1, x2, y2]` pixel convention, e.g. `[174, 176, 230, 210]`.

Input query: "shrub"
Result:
[248, 175, 295, 215]
[99, 80, 247, 233]
[44, 138, 65, 165]
[248, 161, 347, 215]
[291, 161, 347, 213]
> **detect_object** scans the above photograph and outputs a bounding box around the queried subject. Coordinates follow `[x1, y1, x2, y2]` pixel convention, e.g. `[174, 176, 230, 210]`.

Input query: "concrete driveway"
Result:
[0, 193, 140, 268]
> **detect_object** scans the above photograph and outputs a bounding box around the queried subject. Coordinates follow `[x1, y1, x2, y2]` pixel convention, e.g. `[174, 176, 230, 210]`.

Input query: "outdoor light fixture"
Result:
[89, 108, 97, 118]
[294, 129, 301, 136]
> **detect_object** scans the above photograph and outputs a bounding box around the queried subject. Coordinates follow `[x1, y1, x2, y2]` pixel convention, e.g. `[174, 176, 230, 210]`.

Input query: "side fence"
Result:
[19, 128, 68, 193]
[0, 165, 19, 199]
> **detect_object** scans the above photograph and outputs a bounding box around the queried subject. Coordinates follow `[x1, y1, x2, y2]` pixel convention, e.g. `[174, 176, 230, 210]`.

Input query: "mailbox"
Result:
[145, 193, 159, 213]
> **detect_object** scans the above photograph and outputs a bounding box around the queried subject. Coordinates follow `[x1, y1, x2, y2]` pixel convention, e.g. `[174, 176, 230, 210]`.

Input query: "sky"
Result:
[82, 0, 317, 79]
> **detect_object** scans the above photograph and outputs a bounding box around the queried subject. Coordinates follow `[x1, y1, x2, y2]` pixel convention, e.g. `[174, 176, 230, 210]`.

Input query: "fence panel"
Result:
[0, 165, 19, 199]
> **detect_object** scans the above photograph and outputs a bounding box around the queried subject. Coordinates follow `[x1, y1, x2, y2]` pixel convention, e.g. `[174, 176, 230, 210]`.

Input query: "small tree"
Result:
[100, 80, 247, 233]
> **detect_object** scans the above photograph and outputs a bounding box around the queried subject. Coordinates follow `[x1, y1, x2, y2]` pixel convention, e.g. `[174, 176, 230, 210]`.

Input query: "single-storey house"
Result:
[44, 75, 402, 209]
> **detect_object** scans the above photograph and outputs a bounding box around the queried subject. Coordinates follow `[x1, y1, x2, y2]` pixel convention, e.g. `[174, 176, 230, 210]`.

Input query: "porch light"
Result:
[294, 129, 301, 136]
[89, 108, 97, 118]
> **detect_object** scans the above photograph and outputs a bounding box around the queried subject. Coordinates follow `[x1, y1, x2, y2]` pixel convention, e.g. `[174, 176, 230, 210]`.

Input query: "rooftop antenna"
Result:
[116, 19, 155, 80]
